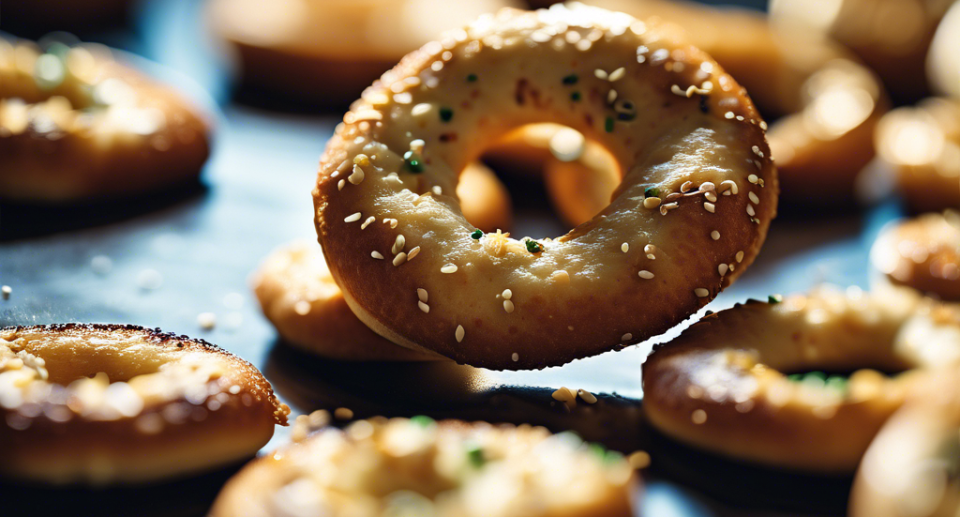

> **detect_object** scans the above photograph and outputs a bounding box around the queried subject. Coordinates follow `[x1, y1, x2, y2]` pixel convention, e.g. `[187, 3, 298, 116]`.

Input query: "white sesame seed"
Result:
[511, 352, 519, 362]
[638, 270, 655, 279]
[749, 192, 760, 204]
[608, 67, 626, 81]
[432, 185, 442, 195]
[695, 288, 710, 298]
[594, 68, 608, 80]
[681, 180, 693, 192]
[393, 252, 407, 266]
[412, 103, 432, 116]
[622, 333, 633, 341]
[455, 325, 465, 343]
[718, 264, 728, 276]
[711, 231, 720, 240]
[644, 244, 656, 254]
[662, 202, 679, 212]
[389, 219, 398, 229]
[607, 89, 618, 103]
[337, 179, 345, 191]
[746, 205, 756, 217]
[361, 216, 375, 229]
[503, 300, 515, 313]
[417, 288, 428, 303]
[197, 312, 216, 330]
[748, 174, 759, 184]
[736, 251, 744, 262]
[502, 289, 512, 300]
[392, 235, 406, 254]
[371, 251, 384, 259]
[441, 264, 458, 274]
[344, 212, 362, 223]
[670, 84, 685, 96]
[705, 192, 717, 203]
[700, 182, 716, 192]
[621, 242, 629, 253]
[736, 115, 744, 121]
[349, 165, 365, 184]
[643, 197, 661, 209]
[759, 120, 768, 130]
[418, 300, 430, 313]
[578, 389, 598, 404]
[720, 180, 738, 195]
[752, 146, 763, 158]
[406, 246, 420, 261]
[724, 111, 735, 119]
[666, 192, 682, 201]
[704, 202, 716, 213]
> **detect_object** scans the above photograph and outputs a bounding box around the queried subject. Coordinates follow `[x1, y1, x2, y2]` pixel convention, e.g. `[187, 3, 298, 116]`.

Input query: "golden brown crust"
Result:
[0, 38, 211, 203]
[0, 324, 288, 484]
[642, 287, 960, 472]
[211, 417, 638, 517]
[313, 4, 777, 370]
[871, 212, 960, 302]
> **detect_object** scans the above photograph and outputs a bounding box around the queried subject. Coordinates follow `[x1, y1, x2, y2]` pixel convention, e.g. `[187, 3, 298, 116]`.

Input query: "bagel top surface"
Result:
[211, 417, 637, 517]
[872, 212, 960, 302]
[314, 3, 778, 370]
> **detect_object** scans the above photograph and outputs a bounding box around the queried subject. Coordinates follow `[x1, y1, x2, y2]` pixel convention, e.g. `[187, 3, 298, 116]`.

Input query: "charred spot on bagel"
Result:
[562, 73, 579, 85]
[439, 107, 454, 122]
[466, 73, 478, 83]
[699, 95, 710, 114]
[571, 91, 582, 102]
[439, 132, 457, 142]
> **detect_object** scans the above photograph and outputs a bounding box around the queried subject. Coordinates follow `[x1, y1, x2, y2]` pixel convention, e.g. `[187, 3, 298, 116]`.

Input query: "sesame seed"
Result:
[704, 192, 717, 203]
[749, 192, 760, 204]
[638, 270, 655, 279]
[711, 231, 720, 240]
[621, 333, 633, 341]
[695, 288, 710, 298]
[759, 120, 768, 130]
[704, 202, 716, 213]
[361, 216, 375, 229]
[511, 353, 519, 362]
[344, 212, 362, 223]
[736, 251, 744, 263]
[720, 180, 738, 195]
[418, 300, 430, 313]
[393, 252, 407, 266]
[751, 145, 763, 158]
[334, 407, 354, 420]
[348, 165, 365, 184]
[644, 244, 656, 254]
[628, 451, 651, 469]
[552, 387, 576, 403]
[407, 246, 420, 261]
[432, 185, 442, 195]
[577, 389, 598, 404]
[746, 205, 756, 217]
[594, 68, 608, 80]
[670, 84, 685, 96]
[691, 409, 707, 424]
[392, 235, 406, 254]
[621, 242, 629, 253]
[736, 115, 744, 121]
[718, 263, 728, 276]
[724, 111, 735, 119]
[389, 219, 398, 229]
[666, 192, 682, 201]
[412, 103, 431, 116]
[197, 312, 216, 330]
[502, 289, 512, 300]
[371, 251, 384, 259]
[661, 202, 679, 214]
[338, 179, 345, 191]
[503, 300, 515, 313]
[455, 325, 465, 343]
[608, 67, 626, 81]
[441, 264, 458, 274]
[680, 180, 693, 192]
[417, 288, 428, 303]
[643, 197, 662, 209]
[353, 154, 370, 166]
[748, 174, 759, 184]
[607, 89, 617, 103]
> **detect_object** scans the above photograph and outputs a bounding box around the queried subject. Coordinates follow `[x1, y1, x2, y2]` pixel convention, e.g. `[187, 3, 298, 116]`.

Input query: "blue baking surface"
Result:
[0, 0, 908, 515]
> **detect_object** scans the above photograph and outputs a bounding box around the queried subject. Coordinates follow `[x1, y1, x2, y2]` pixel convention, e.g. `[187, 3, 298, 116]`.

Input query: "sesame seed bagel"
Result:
[642, 286, 960, 472]
[0, 37, 210, 203]
[871, 212, 960, 302]
[874, 98, 960, 213]
[313, 3, 778, 370]
[0, 324, 289, 485]
[851, 367, 960, 517]
[210, 417, 638, 517]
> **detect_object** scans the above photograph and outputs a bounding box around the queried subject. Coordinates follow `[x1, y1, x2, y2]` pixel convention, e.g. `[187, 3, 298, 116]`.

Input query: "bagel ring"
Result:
[642, 286, 960, 472]
[211, 416, 638, 517]
[0, 324, 289, 484]
[313, 3, 778, 370]
[0, 37, 211, 203]
[851, 367, 960, 517]
[871, 211, 960, 302]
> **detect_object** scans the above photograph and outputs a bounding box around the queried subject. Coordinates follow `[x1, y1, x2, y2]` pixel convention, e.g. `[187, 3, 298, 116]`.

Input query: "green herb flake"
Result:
[525, 239, 543, 253]
[768, 294, 783, 304]
[466, 443, 485, 468]
[562, 74, 579, 85]
[403, 151, 424, 173]
[410, 415, 435, 427]
[471, 229, 483, 239]
[467, 73, 478, 82]
[571, 91, 581, 101]
[439, 107, 454, 123]
[644, 187, 660, 198]
[604, 116, 615, 133]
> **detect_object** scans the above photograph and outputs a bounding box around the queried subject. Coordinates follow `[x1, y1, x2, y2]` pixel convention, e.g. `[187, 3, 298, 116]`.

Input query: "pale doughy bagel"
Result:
[579, 0, 888, 204]
[0, 37, 211, 202]
[871, 212, 960, 302]
[927, 0, 960, 99]
[873, 98, 960, 213]
[313, 3, 778, 370]
[208, 0, 520, 105]
[0, 324, 289, 485]
[851, 367, 960, 517]
[210, 417, 638, 517]
[642, 286, 960, 472]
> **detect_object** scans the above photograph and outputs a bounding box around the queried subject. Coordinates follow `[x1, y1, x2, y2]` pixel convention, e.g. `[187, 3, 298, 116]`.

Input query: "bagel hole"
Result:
[779, 367, 907, 394]
[475, 123, 622, 239]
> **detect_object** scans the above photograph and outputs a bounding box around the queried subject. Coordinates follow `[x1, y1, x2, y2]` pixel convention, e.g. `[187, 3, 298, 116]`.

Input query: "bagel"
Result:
[210, 416, 638, 517]
[577, 0, 887, 204]
[873, 98, 960, 213]
[851, 367, 960, 517]
[313, 3, 778, 370]
[871, 212, 960, 302]
[0, 324, 289, 484]
[0, 37, 211, 203]
[927, 0, 960, 99]
[207, 0, 520, 105]
[642, 286, 960, 472]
